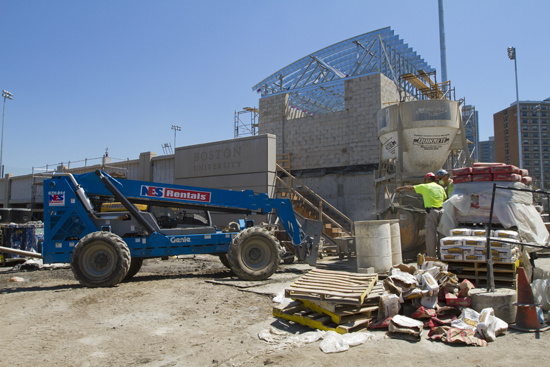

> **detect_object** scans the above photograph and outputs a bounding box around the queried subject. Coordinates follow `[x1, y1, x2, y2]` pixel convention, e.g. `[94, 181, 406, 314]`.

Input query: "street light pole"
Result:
[507, 47, 522, 168]
[534, 105, 544, 190]
[171, 125, 181, 151]
[1, 90, 13, 178]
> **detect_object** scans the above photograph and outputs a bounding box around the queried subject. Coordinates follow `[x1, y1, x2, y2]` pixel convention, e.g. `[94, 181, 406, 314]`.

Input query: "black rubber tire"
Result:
[283, 254, 295, 264]
[71, 231, 130, 287]
[227, 227, 280, 281]
[123, 258, 143, 281]
[218, 253, 231, 269]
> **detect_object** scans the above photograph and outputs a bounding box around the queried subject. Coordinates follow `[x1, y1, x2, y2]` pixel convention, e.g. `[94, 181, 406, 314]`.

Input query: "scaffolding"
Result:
[234, 107, 259, 138]
[443, 103, 477, 169]
[399, 70, 455, 102]
[462, 104, 479, 161]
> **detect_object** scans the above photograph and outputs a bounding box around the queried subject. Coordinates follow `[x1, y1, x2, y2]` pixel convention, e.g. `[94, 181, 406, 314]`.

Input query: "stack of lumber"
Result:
[273, 269, 383, 334]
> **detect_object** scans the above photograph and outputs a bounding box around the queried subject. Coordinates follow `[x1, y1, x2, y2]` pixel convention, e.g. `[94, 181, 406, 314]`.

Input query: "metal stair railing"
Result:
[275, 163, 353, 237]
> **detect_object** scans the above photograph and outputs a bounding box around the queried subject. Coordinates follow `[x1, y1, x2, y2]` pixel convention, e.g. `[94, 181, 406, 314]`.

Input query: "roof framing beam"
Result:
[253, 27, 434, 115]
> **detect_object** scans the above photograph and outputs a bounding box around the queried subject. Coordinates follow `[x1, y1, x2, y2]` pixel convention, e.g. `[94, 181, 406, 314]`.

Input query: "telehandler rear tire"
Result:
[71, 231, 130, 287]
[123, 258, 143, 281]
[227, 227, 280, 281]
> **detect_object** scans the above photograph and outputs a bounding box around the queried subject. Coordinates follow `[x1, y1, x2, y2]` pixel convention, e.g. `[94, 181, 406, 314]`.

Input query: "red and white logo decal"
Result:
[49, 191, 65, 206]
[140, 185, 211, 203]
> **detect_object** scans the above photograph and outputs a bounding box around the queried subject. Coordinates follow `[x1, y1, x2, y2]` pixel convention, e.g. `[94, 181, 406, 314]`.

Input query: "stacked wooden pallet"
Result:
[444, 259, 520, 287]
[421, 256, 519, 288]
[273, 269, 383, 334]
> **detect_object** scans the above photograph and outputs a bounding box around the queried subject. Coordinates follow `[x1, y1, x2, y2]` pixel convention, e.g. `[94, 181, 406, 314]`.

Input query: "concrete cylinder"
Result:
[470, 288, 517, 324]
[389, 219, 403, 266]
[355, 220, 392, 274]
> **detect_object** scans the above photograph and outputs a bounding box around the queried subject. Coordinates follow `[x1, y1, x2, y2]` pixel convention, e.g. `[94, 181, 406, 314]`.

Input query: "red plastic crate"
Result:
[472, 174, 493, 182]
[452, 167, 472, 176]
[491, 165, 520, 174]
[522, 176, 533, 185]
[493, 173, 521, 182]
[472, 166, 492, 174]
[454, 174, 472, 183]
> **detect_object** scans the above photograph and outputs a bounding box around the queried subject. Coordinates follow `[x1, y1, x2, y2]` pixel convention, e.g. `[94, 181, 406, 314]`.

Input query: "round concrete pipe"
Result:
[470, 288, 517, 324]
[355, 220, 392, 274]
[389, 219, 403, 265]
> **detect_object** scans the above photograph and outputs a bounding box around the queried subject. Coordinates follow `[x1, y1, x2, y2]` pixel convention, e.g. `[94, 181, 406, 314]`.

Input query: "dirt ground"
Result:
[1, 254, 550, 367]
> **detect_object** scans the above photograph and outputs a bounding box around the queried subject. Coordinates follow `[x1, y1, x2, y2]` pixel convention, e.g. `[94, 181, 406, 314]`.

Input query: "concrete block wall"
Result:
[259, 73, 399, 169]
[298, 173, 376, 222]
[258, 73, 400, 221]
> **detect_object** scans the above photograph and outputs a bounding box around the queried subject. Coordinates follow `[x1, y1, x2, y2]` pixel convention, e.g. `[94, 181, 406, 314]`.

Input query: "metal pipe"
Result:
[514, 57, 521, 168]
[486, 183, 497, 292]
[508, 47, 522, 168]
[95, 170, 156, 236]
[51, 172, 95, 215]
[1, 90, 13, 178]
[0, 246, 43, 259]
[438, 0, 448, 84]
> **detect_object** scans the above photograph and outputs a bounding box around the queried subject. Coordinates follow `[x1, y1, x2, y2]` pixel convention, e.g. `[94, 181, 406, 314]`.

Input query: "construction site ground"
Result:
[1, 254, 550, 367]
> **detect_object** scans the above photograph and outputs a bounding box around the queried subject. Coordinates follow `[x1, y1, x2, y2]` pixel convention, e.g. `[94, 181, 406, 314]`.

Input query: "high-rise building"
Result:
[478, 136, 495, 163]
[494, 98, 550, 188]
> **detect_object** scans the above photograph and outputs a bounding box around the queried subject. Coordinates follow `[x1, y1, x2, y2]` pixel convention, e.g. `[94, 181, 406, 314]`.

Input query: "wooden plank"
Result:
[286, 286, 365, 298]
[336, 318, 371, 333]
[297, 273, 374, 281]
[295, 276, 375, 285]
[292, 281, 371, 292]
[308, 268, 378, 279]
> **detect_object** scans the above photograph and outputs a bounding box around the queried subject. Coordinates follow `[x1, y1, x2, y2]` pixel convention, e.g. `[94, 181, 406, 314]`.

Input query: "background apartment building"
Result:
[478, 136, 495, 163]
[494, 98, 550, 188]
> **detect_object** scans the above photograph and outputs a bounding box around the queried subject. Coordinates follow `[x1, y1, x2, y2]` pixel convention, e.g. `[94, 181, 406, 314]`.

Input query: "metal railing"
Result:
[276, 163, 353, 237]
[32, 156, 130, 174]
[485, 184, 550, 292]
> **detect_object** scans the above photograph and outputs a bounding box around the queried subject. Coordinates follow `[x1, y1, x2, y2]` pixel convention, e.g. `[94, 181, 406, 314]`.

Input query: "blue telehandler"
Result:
[36, 170, 321, 287]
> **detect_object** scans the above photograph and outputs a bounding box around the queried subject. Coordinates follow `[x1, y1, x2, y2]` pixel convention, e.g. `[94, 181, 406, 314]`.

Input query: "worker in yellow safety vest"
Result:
[395, 172, 447, 258]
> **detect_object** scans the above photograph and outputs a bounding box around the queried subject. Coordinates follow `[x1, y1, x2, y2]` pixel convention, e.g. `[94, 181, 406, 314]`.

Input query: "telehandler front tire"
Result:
[71, 231, 130, 287]
[227, 227, 280, 281]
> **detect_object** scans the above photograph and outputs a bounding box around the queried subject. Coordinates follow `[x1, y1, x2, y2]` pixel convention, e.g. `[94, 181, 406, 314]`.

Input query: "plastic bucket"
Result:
[355, 220, 392, 273]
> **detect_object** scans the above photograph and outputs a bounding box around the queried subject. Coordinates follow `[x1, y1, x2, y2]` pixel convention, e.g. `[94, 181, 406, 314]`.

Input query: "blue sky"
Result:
[1, 0, 548, 176]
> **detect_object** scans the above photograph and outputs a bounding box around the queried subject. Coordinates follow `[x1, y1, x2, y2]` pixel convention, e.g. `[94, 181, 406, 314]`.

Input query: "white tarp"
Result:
[438, 181, 549, 247]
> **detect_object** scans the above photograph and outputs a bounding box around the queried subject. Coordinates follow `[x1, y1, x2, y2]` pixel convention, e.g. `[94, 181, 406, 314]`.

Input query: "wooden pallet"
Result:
[284, 269, 378, 306]
[273, 301, 372, 334]
[300, 281, 384, 311]
[422, 256, 519, 287]
[361, 282, 385, 306]
[300, 299, 378, 324]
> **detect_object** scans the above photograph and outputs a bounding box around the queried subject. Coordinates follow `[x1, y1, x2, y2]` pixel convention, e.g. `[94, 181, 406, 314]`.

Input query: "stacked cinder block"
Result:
[259, 74, 398, 170]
